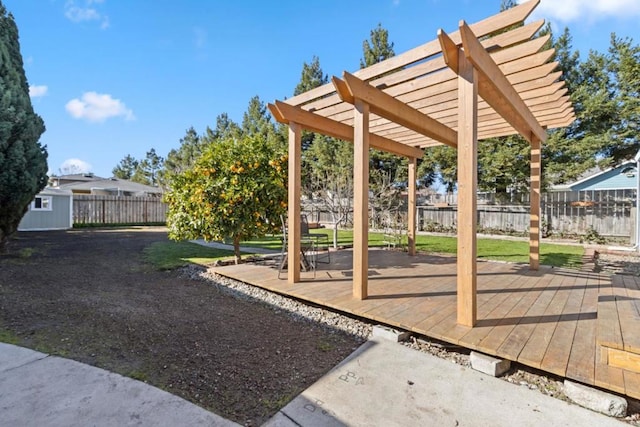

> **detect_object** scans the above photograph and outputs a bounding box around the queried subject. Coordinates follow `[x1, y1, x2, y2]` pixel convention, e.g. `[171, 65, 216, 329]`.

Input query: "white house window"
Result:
[31, 195, 52, 211]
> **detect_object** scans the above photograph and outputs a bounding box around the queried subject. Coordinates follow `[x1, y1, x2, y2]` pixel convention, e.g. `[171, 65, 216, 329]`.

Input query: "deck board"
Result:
[565, 272, 598, 385]
[517, 273, 573, 369]
[213, 248, 640, 400]
[475, 271, 554, 357]
[496, 272, 563, 361]
[539, 272, 585, 376]
[620, 275, 640, 354]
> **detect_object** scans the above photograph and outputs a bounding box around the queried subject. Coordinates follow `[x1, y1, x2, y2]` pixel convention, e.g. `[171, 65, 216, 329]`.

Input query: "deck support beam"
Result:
[353, 99, 370, 299]
[408, 157, 417, 256]
[287, 122, 302, 283]
[529, 136, 541, 270]
[456, 51, 478, 327]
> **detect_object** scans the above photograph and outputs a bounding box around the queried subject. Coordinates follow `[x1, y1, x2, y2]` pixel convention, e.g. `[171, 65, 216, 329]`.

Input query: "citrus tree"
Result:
[164, 136, 287, 262]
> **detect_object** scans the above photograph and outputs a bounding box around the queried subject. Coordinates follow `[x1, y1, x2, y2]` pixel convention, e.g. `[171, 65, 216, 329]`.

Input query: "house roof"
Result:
[551, 161, 636, 191]
[39, 187, 74, 196]
[268, 0, 574, 155]
[58, 178, 163, 195]
[52, 173, 106, 182]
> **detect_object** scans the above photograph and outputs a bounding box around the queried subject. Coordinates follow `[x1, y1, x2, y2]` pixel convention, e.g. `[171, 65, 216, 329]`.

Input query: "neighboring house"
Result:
[57, 177, 163, 197]
[18, 188, 73, 231]
[550, 161, 638, 192]
[49, 173, 105, 187]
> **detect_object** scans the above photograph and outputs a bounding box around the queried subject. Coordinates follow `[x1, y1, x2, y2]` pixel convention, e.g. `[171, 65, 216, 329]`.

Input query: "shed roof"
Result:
[40, 187, 74, 197]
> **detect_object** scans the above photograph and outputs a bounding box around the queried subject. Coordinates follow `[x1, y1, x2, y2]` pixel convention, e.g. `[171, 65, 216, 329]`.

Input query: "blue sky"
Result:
[7, 0, 640, 178]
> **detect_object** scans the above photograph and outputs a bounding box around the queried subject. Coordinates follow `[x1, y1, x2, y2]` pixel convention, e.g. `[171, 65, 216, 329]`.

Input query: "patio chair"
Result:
[301, 214, 331, 264]
[278, 215, 316, 279]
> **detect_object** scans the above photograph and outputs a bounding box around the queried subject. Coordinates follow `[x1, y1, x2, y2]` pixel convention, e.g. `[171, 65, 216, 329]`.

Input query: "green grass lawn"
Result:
[243, 229, 584, 268]
[143, 241, 236, 270]
[146, 230, 583, 271]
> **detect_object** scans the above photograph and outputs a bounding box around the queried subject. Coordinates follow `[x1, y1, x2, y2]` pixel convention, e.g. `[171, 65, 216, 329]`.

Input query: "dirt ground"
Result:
[0, 228, 364, 426]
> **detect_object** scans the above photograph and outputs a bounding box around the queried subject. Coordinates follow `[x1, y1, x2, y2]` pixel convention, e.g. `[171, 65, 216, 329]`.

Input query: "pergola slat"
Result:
[286, 0, 540, 108]
[335, 72, 458, 148]
[318, 45, 559, 129]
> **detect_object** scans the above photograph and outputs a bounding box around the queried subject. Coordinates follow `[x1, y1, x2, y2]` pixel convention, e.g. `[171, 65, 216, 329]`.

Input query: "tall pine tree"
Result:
[158, 127, 205, 187]
[112, 154, 139, 180]
[359, 24, 407, 188]
[360, 23, 395, 68]
[294, 56, 328, 150]
[0, 2, 47, 252]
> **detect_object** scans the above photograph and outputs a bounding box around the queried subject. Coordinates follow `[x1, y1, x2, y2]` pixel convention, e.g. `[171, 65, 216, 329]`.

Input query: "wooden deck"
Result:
[213, 248, 640, 400]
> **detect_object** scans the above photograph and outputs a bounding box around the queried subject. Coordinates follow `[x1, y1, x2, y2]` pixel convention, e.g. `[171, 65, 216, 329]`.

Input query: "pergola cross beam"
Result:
[333, 72, 458, 148]
[268, 101, 424, 159]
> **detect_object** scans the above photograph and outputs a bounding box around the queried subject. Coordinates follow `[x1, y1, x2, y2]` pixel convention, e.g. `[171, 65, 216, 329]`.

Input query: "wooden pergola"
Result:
[268, 0, 574, 327]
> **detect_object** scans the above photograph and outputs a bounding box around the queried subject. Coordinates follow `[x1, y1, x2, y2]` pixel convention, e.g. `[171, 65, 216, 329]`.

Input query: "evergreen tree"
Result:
[418, 146, 457, 193]
[132, 148, 164, 186]
[112, 154, 139, 180]
[294, 56, 328, 150]
[605, 35, 640, 161]
[158, 127, 207, 188]
[0, 2, 48, 252]
[360, 23, 395, 68]
[241, 95, 284, 149]
[553, 28, 581, 94]
[242, 96, 272, 139]
[294, 55, 327, 96]
[211, 113, 241, 141]
[359, 23, 406, 188]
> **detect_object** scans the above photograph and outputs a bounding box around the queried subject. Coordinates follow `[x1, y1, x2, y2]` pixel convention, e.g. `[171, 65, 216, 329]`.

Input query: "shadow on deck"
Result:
[213, 248, 640, 400]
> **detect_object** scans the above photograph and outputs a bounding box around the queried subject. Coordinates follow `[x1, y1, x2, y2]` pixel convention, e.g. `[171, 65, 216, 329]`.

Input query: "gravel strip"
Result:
[597, 252, 640, 276]
[185, 263, 640, 425]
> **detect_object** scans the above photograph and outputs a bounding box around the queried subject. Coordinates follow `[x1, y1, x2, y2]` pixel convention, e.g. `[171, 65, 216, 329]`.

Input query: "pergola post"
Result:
[408, 157, 417, 256]
[287, 122, 302, 283]
[456, 52, 478, 327]
[529, 136, 541, 270]
[353, 99, 370, 299]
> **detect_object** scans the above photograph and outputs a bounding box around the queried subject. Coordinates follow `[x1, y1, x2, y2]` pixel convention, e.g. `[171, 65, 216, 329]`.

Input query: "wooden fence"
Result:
[418, 190, 635, 238]
[306, 189, 637, 240]
[73, 195, 167, 225]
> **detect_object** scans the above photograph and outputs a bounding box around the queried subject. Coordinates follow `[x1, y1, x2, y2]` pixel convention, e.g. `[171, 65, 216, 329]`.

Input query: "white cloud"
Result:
[60, 158, 92, 174]
[64, 0, 109, 29]
[29, 85, 48, 98]
[65, 91, 135, 123]
[520, 0, 640, 23]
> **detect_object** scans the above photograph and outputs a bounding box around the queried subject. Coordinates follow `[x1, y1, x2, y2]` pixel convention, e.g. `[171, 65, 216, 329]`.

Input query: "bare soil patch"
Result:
[0, 228, 364, 426]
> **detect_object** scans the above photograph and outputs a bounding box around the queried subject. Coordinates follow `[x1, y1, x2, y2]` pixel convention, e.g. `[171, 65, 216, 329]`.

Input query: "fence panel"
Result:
[418, 189, 635, 238]
[73, 195, 167, 225]
[300, 189, 636, 239]
[542, 189, 634, 237]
